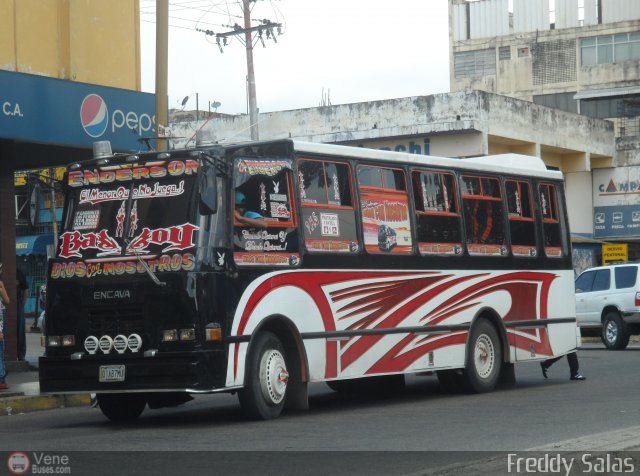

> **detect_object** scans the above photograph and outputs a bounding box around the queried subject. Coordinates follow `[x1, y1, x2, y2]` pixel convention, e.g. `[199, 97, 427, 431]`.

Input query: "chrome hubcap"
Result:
[259, 349, 288, 405]
[474, 334, 495, 379]
[605, 320, 618, 343]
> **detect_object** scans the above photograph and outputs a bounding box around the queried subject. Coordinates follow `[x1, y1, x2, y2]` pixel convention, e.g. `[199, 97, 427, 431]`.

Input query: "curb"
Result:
[0, 394, 91, 416]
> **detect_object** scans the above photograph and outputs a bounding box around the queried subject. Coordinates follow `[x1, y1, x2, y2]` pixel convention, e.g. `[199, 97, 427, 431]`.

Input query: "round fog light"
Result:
[84, 336, 99, 354]
[113, 335, 128, 354]
[99, 335, 114, 354]
[128, 334, 142, 352]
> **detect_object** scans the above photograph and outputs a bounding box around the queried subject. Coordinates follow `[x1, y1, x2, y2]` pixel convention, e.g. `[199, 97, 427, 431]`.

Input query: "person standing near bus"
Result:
[540, 352, 585, 380]
[16, 268, 28, 361]
[0, 264, 10, 390]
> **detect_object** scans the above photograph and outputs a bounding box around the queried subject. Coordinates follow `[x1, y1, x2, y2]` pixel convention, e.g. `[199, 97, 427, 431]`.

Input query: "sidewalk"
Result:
[0, 317, 91, 416]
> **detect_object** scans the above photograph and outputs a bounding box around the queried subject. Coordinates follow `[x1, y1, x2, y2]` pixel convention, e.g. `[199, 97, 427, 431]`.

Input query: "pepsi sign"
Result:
[0, 70, 155, 151]
[81, 94, 109, 137]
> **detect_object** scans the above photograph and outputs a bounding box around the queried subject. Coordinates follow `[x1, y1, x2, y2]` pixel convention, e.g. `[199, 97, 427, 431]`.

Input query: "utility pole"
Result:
[243, 0, 259, 140]
[156, 0, 169, 150]
[197, 1, 282, 141]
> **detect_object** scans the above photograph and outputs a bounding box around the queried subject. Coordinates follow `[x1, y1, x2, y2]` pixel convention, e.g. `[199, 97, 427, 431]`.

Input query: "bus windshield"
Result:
[55, 159, 200, 270]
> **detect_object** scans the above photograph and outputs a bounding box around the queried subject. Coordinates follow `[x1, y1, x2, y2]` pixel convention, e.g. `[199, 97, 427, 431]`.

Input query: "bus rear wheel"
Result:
[464, 319, 502, 393]
[97, 393, 146, 422]
[238, 332, 289, 420]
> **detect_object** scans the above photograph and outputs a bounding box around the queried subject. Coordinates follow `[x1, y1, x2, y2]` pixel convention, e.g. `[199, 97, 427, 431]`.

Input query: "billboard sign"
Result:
[593, 167, 640, 238]
[0, 70, 155, 151]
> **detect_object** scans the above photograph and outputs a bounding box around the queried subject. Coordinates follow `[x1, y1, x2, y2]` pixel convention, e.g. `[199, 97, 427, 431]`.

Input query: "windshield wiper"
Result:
[124, 239, 167, 287]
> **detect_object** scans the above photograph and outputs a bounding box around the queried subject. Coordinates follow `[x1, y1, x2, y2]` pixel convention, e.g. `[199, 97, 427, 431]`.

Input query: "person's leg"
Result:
[17, 303, 25, 360]
[567, 352, 585, 380]
[0, 340, 7, 388]
[540, 355, 563, 378]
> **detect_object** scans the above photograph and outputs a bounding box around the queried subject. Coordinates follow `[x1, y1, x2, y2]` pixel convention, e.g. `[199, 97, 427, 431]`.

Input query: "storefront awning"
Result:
[16, 234, 54, 256]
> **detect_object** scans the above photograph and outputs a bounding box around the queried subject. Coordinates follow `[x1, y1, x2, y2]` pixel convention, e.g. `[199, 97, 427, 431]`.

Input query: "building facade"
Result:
[0, 0, 146, 361]
[449, 0, 640, 257]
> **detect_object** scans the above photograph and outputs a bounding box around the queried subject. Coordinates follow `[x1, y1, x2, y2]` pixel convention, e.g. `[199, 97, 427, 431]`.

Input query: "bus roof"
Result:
[290, 140, 563, 181]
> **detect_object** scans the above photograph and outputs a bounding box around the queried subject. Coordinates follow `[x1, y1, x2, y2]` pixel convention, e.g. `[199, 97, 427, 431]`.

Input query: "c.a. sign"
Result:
[602, 244, 628, 264]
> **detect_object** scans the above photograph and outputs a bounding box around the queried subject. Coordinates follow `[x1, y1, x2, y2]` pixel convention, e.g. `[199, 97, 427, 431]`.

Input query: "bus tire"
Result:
[238, 332, 289, 420]
[601, 312, 630, 350]
[97, 393, 146, 422]
[464, 319, 502, 393]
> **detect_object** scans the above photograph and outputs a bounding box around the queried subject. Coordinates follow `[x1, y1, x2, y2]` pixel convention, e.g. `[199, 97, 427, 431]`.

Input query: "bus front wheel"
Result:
[464, 319, 502, 393]
[238, 331, 289, 420]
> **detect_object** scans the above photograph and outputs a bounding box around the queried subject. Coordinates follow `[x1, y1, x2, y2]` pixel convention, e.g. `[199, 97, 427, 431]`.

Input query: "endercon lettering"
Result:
[68, 160, 199, 187]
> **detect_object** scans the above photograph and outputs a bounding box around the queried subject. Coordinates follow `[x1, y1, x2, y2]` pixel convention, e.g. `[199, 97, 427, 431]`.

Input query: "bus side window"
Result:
[505, 179, 537, 258]
[298, 159, 359, 254]
[539, 183, 565, 258]
[461, 175, 507, 257]
[357, 165, 413, 254]
[412, 170, 463, 257]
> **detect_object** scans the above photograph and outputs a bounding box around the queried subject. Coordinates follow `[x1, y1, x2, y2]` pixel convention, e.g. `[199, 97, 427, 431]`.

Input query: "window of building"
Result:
[499, 46, 511, 61]
[533, 92, 578, 114]
[453, 49, 496, 79]
[581, 32, 640, 66]
[412, 170, 462, 256]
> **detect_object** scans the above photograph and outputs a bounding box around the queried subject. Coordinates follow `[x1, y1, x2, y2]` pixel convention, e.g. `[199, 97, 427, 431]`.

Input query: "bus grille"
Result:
[87, 306, 146, 336]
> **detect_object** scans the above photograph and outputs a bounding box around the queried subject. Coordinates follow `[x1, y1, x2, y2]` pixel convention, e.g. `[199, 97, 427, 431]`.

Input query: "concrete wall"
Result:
[174, 91, 614, 171]
[450, 0, 640, 103]
[565, 171, 594, 236]
[0, 0, 140, 90]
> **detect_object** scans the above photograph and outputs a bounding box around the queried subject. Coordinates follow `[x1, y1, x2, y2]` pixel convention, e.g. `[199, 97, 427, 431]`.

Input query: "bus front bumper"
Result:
[38, 350, 228, 394]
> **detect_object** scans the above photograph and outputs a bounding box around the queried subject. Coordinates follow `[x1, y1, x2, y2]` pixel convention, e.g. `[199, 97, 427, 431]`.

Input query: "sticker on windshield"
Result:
[79, 180, 186, 205]
[73, 209, 101, 230]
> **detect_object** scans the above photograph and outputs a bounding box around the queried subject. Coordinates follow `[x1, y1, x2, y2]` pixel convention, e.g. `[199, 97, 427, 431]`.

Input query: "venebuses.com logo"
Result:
[7, 452, 29, 474]
[7, 452, 71, 474]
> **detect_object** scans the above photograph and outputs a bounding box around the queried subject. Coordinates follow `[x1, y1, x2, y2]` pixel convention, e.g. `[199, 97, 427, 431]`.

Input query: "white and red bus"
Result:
[39, 140, 578, 421]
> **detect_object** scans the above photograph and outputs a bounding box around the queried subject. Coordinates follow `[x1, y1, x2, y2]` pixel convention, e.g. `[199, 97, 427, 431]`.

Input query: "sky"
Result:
[139, 0, 451, 116]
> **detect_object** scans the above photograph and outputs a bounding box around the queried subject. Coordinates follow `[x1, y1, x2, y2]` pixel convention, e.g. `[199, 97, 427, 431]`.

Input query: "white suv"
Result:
[575, 263, 640, 350]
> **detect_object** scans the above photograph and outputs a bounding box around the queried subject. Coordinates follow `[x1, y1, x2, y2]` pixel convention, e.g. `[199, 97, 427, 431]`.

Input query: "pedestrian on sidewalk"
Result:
[0, 264, 10, 390]
[16, 267, 28, 361]
[540, 351, 585, 381]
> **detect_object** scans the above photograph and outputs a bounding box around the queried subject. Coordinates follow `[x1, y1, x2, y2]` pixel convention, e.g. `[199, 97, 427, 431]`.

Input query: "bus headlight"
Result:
[47, 336, 61, 347]
[179, 328, 195, 341]
[62, 335, 76, 347]
[162, 329, 178, 342]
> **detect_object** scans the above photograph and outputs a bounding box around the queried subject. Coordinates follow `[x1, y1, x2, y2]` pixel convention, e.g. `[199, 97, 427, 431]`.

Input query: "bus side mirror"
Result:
[198, 165, 217, 215]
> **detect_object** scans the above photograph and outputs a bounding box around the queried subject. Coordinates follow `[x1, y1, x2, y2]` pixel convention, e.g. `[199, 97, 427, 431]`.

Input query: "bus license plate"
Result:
[99, 365, 125, 382]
